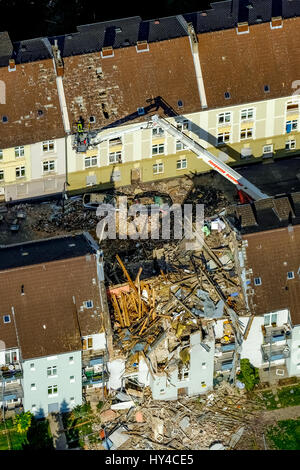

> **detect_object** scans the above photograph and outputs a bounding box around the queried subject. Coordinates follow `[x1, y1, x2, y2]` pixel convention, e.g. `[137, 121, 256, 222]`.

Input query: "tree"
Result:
[237, 358, 260, 391]
[14, 411, 33, 435]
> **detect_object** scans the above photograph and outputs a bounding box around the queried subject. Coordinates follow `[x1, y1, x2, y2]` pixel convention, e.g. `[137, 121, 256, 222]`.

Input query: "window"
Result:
[264, 314, 271, 326]
[42, 140, 55, 152]
[202, 362, 207, 369]
[137, 107, 145, 116]
[264, 85, 270, 93]
[176, 120, 189, 131]
[153, 163, 164, 174]
[84, 300, 93, 309]
[285, 139, 296, 150]
[109, 151, 122, 164]
[177, 100, 184, 108]
[31, 404, 37, 412]
[271, 313, 278, 325]
[287, 271, 295, 279]
[241, 108, 254, 120]
[224, 92, 231, 99]
[70, 397, 75, 404]
[152, 127, 164, 137]
[5, 351, 17, 364]
[217, 131, 230, 145]
[263, 145, 273, 154]
[254, 277, 262, 286]
[47, 366, 57, 377]
[286, 120, 298, 133]
[286, 102, 299, 112]
[218, 112, 231, 124]
[89, 116, 96, 124]
[0, 149, 3, 160]
[109, 137, 122, 146]
[43, 160, 55, 173]
[152, 144, 164, 155]
[201, 381, 207, 387]
[70, 376, 75, 383]
[176, 159, 187, 170]
[16, 166, 25, 178]
[3, 315, 10, 323]
[2, 115, 8, 123]
[69, 356, 74, 364]
[31, 384, 36, 391]
[87, 337, 93, 349]
[240, 128, 253, 140]
[48, 385, 58, 396]
[176, 141, 187, 152]
[15, 146, 24, 158]
[84, 156, 97, 168]
[30, 363, 35, 371]
[0, 170, 4, 181]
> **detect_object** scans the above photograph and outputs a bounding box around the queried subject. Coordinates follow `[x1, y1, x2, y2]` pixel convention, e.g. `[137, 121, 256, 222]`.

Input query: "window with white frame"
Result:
[241, 108, 254, 120]
[47, 366, 57, 377]
[84, 156, 98, 168]
[176, 140, 187, 152]
[15, 146, 24, 158]
[31, 383, 36, 391]
[176, 158, 187, 170]
[218, 112, 231, 125]
[69, 356, 74, 364]
[5, 351, 17, 364]
[31, 404, 37, 412]
[254, 277, 262, 286]
[287, 271, 295, 280]
[42, 140, 55, 152]
[0, 149, 3, 159]
[152, 127, 164, 137]
[152, 144, 164, 155]
[48, 385, 58, 396]
[0, 170, 4, 181]
[217, 131, 230, 145]
[30, 363, 35, 371]
[176, 120, 189, 131]
[240, 128, 253, 140]
[43, 160, 55, 173]
[3, 315, 10, 323]
[84, 300, 93, 309]
[286, 120, 298, 133]
[285, 139, 296, 150]
[15, 166, 25, 178]
[70, 397, 75, 404]
[70, 376, 75, 383]
[263, 144, 273, 154]
[153, 163, 164, 174]
[109, 151, 122, 164]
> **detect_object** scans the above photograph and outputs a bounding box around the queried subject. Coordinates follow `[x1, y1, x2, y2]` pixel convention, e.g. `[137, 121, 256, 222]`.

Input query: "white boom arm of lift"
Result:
[89, 114, 269, 201]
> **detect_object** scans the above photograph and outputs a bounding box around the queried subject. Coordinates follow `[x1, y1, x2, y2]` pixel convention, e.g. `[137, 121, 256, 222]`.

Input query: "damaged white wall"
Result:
[149, 331, 215, 400]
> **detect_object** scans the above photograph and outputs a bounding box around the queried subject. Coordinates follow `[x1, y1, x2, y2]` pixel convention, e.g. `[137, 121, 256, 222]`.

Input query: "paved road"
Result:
[194, 156, 300, 202]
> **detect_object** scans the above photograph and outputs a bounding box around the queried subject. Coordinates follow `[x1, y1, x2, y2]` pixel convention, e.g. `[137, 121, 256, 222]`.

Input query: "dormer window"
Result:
[237, 22, 249, 34]
[136, 41, 149, 53]
[270, 17, 283, 29]
[137, 107, 145, 116]
[84, 300, 93, 309]
[101, 46, 114, 58]
[3, 315, 11, 323]
[224, 92, 231, 100]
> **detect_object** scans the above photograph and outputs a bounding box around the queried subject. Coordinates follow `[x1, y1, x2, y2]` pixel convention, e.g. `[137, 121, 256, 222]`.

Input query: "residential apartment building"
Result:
[0, 233, 111, 417]
[1, 0, 300, 201]
[228, 192, 300, 380]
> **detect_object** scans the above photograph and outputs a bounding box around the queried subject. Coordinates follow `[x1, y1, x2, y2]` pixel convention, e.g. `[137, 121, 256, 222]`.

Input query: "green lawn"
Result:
[261, 384, 300, 410]
[0, 417, 53, 450]
[267, 418, 300, 450]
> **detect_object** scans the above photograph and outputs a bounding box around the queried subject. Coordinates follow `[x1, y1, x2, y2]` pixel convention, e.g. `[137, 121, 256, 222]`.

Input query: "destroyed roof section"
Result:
[63, 36, 200, 133]
[0, 233, 96, 271]
[243, 224, 300, 325]
[0, 58, 65, 149]
[197, 17, 300, 110]
[0, 254, 103, 360]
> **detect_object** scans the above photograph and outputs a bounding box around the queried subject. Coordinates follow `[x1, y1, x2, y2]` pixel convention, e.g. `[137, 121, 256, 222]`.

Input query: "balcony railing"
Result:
[261, 344, 290, 362]
[0, 363, 23, 382]
[262, 325, 291, 344]
[82, 370, 109, 387]
[1, 383, 24, 401]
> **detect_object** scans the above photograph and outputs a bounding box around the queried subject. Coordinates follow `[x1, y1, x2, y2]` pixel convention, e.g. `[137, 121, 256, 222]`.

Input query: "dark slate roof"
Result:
[0, 233, 98, 271]
[183, 0, 300, 34]
[2, 0, 300, 64]
[47, 15, 188, 58]
[228, 193, 300, 234]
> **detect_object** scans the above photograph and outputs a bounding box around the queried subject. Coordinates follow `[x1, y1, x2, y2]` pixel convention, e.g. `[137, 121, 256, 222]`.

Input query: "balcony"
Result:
[215, 345, 235, 372]
[82, 369, 109, 387]
[0, 363, 23, 382]
[1, 382, 24, 401]
[261, 324, 291, 345]
[261, 344, 290, 362]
